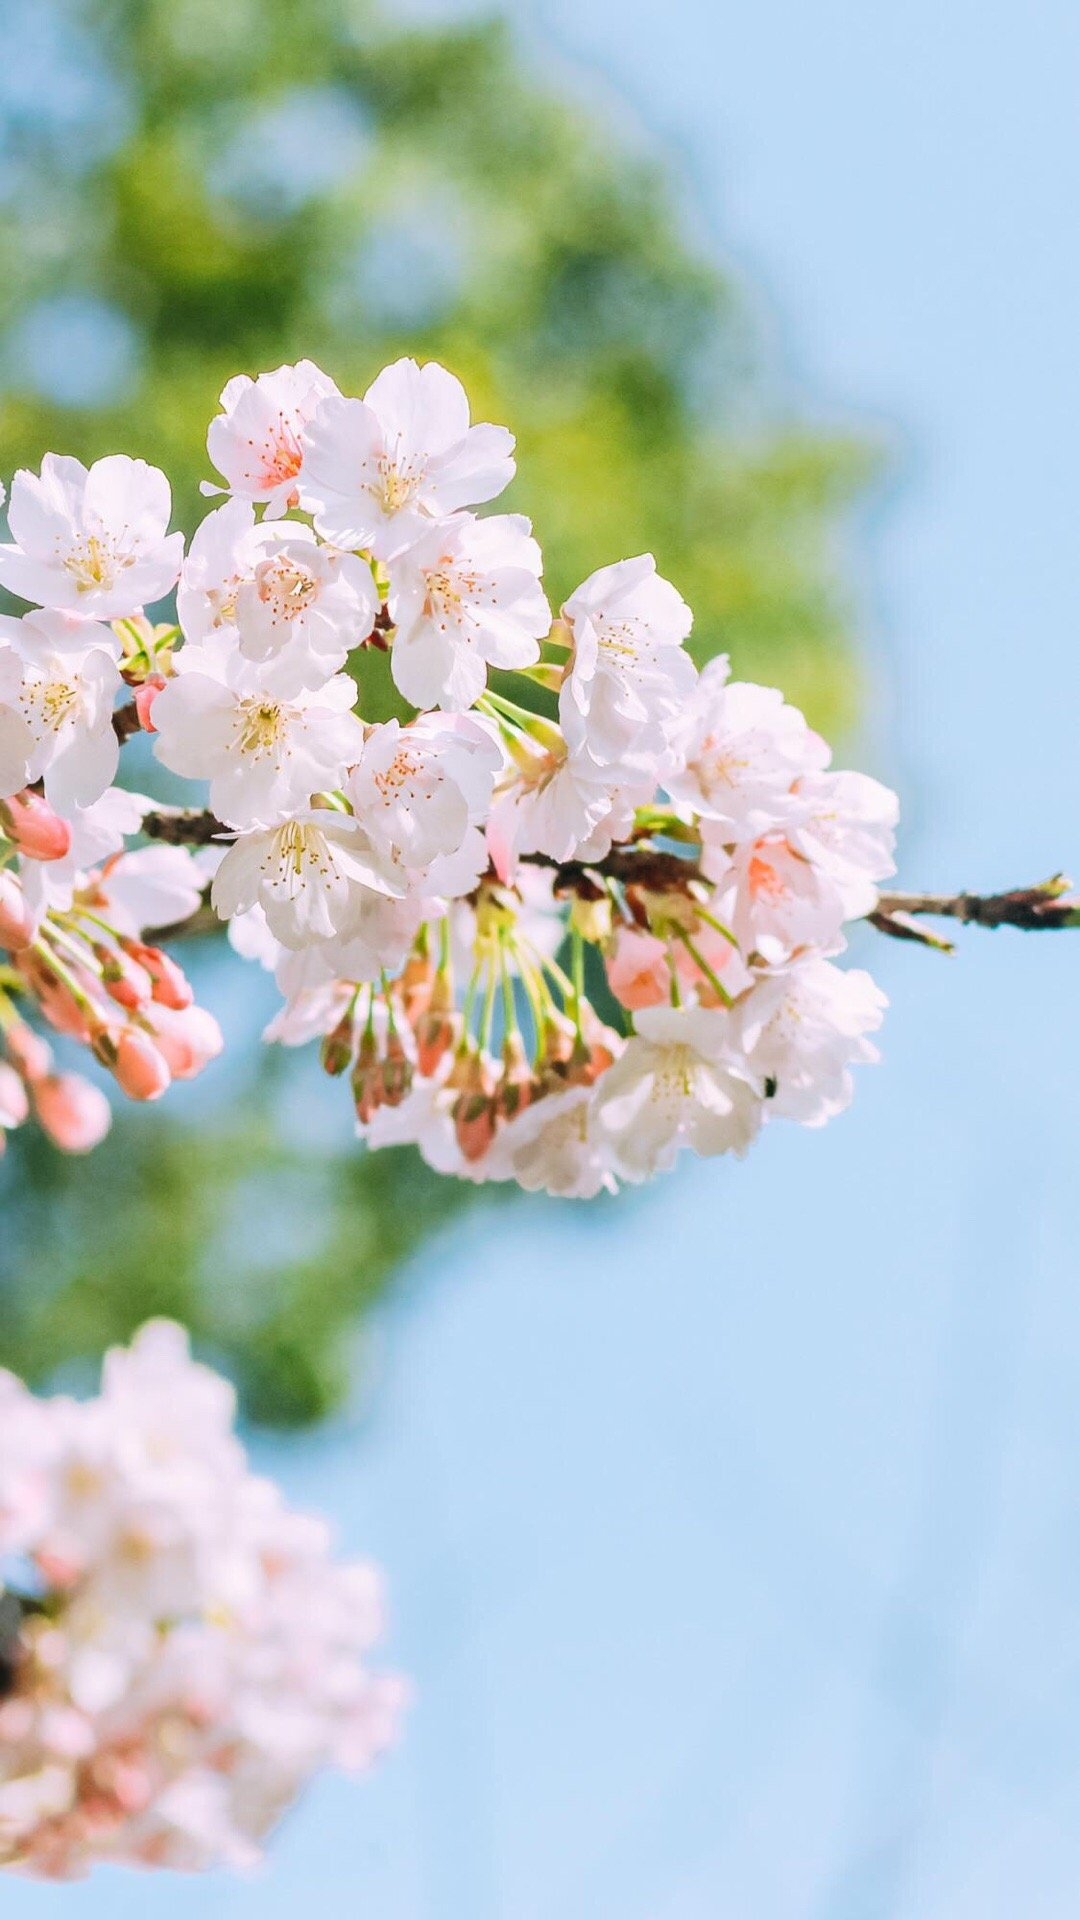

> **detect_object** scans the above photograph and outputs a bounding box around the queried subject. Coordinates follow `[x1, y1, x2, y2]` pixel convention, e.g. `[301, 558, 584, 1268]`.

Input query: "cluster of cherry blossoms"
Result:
[0, 1321, 405, 1878]
[0, 354, 899, 1192]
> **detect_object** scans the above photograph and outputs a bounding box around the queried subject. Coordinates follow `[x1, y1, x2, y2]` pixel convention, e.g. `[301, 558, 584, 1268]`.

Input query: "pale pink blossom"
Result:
[0, 1323, 405, 1879]
[0, 612, 122, 812]
[203, 361, 339, 518]
[735, 958, 888, 1126]
[788, 768, 899, 918]
[667, 660, 830, 842]
[499, 1082, 617, 1198]
[30, 1073, 112, 1154]
[0, 455, 183, 618]
[347, 711, 502, 893]
[153, 648, 365, 829]
[560, 554, 694, 770]
[387, 512, 550, 711]
[704, 833, 847, 965]
[211, 811, 404, 949]
[301, 357, 515, 559]
[592, 1003, 762, 1181]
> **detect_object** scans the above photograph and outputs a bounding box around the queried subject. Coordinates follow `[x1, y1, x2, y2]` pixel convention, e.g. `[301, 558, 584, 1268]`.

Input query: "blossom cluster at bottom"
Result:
[0, 1324, 406, 1879]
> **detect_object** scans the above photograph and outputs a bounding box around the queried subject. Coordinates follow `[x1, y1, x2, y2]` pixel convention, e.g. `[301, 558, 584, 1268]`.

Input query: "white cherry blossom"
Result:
[347, 711, 503, 889]
[499, 1083, 618, 1198]
[667, 660, 830, 842]
[387, 511, 550, 711]
[17, 786, 148, 929]
[300, 357, 515, 559]
[561, 554, 695, 769]
[593, 1003, 762, 1182]
[211, 810, 404, 949]
[203, 360, 339, 518]
[735, 958, 888, 1125]
[704, 831, 847, 964]
[0, 611, 122, 811]
[0, 455, 183, 618]
[153, 649, 366, 829]
[789, 768, 899, 917]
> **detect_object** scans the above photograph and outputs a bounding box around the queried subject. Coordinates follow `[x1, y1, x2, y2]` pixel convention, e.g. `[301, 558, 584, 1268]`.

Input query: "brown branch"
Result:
[132, 805, 1080, 954]
[112, 698, 143, 745]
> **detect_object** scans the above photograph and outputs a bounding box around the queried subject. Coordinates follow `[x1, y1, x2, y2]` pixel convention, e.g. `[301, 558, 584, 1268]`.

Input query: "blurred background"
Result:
[2, 0, 1080, 1914]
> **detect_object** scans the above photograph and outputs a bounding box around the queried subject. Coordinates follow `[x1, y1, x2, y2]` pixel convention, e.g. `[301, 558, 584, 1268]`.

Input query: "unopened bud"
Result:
[148, 1005, 223, 1080]
[95, 943, 152, 1010]
[133, 674, 167, 733]
[399, 951, 434, 1022]
[112, 1029, 172, 1101]
[120, 940, 193, 1011]
[0, 871, 35, 950]
[453, 1090, 498, 1162]
[0, 791, 71, 863]
[3, 1021, 53, 1082]
[0, 1061, 29, 1130]
[32, 1072, 111, 1153]
[415, 1008, 461, 1076]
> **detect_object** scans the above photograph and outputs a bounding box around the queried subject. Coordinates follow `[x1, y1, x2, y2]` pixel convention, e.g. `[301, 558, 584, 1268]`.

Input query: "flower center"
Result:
[596, 618, 642, 661]
[375, 450, 422, 514]
[63, 534, 124, 594]
[235, 699, 287, 758]
[653, 1045, 694, 1107]
[260, 424, 303, 490]
[255, 556, 320, 622]
[25, 675, 79, 734]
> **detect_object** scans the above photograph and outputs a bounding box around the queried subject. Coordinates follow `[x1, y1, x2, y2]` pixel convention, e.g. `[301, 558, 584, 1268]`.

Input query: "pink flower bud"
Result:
[21, 954, 96, 1041]
[32, 1072, 112, 1152]
[133, 674, 167, 733]
[94, 943, 152, 1011]
[112, 1029, 172, 1101]
[0, 1060, 29, 1129]
[0, 870, 35, 949]
[0, 790, 72, 862]
[120, 941, 193, 1011]
[4, 1020, 53, 1081]
[146, 1004, 223, 1080]
[605, 927, 669, 1010]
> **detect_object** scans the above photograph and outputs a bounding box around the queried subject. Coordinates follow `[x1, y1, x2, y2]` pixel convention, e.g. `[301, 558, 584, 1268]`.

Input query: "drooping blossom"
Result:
[734, 959, 888, 1125]
[0, 1322, 406, 1879]
[211, 810, 404, 948]
[203, 361, 340, 518]
[0, 455, 183, 618]
[301, 357, 515, 559]
[592, 1004, 762, 1182]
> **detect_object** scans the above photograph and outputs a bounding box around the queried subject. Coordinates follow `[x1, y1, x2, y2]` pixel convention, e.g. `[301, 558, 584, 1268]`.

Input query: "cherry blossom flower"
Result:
[203, 360, 340, 518]
[387, 512, 550, 711]
[16, 786, 148, 930]
[593, 1004, 762, 1181]
[704, 832, 847, 964]
[153, 649, 365, 829]
[788, 768, 899, 917]
[667, 659, 830, 842]
[177, 503, 380, 693]
[499, 1082, 617, 1198]
[211, 810, 404, 948]
[347, 711, 503, 892]
[0, 1322, 406, 1878]
[300, 357, 515, 559]
[0, 455, 183, 618]
[0, 611, 123, 812]
[734, 958, 888, 1125]
[560, 554, 695, 769]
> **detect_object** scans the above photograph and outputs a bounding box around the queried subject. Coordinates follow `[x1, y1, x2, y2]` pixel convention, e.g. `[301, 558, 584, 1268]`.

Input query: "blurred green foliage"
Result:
[0, 0, 873, 1421]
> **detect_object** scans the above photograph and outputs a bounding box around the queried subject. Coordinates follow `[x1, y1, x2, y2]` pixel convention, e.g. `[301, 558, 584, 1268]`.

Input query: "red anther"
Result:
[0, 870, 35, 950]
[31, 1072, 111, 1152]
[0, 790, 72, 862]
[112, 1029, 172, 1101]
